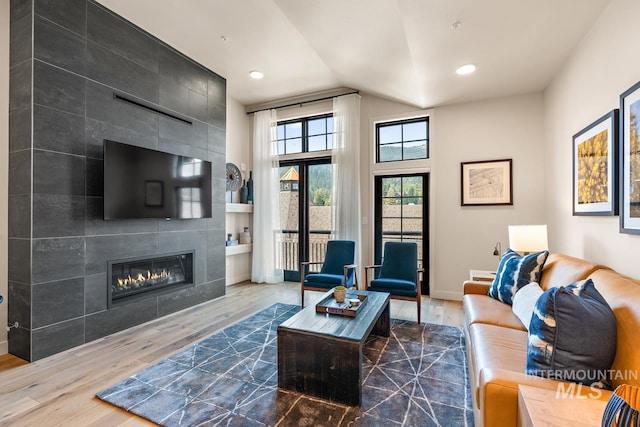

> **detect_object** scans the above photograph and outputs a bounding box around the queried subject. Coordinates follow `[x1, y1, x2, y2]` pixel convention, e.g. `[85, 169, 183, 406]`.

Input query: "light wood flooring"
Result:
[0, 281, 463, 426]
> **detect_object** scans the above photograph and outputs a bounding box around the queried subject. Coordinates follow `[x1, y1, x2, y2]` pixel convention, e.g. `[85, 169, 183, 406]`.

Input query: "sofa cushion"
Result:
[463, 294, 526, 332]
[587, 269, 640, 389]
[488, 249, 549, 305]
[526, 279, 617, 388]
[512, 282, 544, 330]
[539, 253, 606, 291]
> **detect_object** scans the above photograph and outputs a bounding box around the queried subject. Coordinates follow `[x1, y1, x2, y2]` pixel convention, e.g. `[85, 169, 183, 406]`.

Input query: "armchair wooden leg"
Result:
[417, 295, 421, 324]
[301, 286, 305, 308]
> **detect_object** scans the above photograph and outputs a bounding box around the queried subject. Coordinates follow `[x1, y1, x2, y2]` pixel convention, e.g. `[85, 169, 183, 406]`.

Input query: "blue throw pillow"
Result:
[526, 279, 617, 388]
[488, 249, 549, 305]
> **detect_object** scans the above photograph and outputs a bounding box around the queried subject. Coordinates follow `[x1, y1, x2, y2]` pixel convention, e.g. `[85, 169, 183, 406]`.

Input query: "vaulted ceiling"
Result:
[97, 0, 610, 108]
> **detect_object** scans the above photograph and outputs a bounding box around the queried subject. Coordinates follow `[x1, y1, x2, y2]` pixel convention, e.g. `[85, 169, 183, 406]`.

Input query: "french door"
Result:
[374, 173, 429, 294]
[279, 158, 332, 282]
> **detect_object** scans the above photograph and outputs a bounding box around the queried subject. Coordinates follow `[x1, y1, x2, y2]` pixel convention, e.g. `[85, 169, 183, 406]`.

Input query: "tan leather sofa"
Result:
[463, 253, 640, 427]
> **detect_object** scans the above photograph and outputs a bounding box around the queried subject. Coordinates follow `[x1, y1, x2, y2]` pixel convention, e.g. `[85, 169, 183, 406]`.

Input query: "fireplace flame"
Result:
[116, 269, 171, 287]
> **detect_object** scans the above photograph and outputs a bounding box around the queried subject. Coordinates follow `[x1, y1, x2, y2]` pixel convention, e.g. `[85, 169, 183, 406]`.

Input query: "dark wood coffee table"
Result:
[277, 289, 390, 406]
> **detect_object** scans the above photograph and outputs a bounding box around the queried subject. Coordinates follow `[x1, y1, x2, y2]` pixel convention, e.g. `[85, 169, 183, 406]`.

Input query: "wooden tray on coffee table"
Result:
[315, 292, 367, 317]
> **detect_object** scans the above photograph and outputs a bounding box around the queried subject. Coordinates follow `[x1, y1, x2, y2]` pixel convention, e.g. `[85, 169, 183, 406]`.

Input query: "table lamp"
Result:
[508, 225, 548, 255]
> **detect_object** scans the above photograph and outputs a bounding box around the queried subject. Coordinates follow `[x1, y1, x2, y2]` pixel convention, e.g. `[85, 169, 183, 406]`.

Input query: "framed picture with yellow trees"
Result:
[572, 109, 618, 216]
[621, 81, 640, 233]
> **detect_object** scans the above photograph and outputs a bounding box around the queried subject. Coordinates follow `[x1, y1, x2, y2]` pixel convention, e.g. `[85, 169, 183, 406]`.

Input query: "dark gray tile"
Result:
[87, 2, 158, 72]
[158, 138, 207, 162]
[159, 46, 207, 95]
[85, 157, 102, 197]
[158, 116, 207, 151]
[9, 150, 30, 195]
[85, 297, 157, 342]
[85, 118, 159, 159]
[33, 105, 85, 155]
[86, 81, 159, 137]
[158, 231, 207, 285]
[34, 0, 86, 36]
[33, 194, 85, 238]
[10, 13, 31, 67]
[159, 75, 189, 117]
[34, 15, 86, 76]
[208, 151, 225, 181]
[208, 125, 225, 154]
[212, 178, 225, 205]
[9, 60, 31, 111]
[158, 218, 207, 232]
[189, 89, 208, 123]
[8, 194, 31, 238]
[206, 206, 225, 231]
[31, 317, 85, 361]
[9, 106, 31, 152]
[32, 237, 85, 283]
[11, 0, 32, 25]
[8, 238, 30, 284]
[86, 197, 159, 236]
[33, 150, 85, 196]
[87, 41, 159, 103]
[33, 60, 86, 116]
[207, 230, 226, 282]
[32, 277, 84, 328]
[8, 325, 31, 362]
[8, 281, 31, 329]
[85, 273, 107, 314]
[85, 233, 158, 275]
[207, 76, 226, 128]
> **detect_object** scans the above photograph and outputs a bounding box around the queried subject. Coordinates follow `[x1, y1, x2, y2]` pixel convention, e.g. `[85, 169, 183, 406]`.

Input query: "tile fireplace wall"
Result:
[8, 0, 226, 361]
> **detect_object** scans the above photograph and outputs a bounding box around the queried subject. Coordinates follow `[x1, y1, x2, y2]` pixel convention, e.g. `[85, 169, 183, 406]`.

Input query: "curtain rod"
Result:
[246, 90, 359, 115]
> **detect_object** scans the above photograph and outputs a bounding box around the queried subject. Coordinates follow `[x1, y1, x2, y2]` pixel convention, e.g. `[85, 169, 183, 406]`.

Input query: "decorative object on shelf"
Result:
[240, 179, 248, 204]
[461, 159, 513, 206]
[573, 109, 619, 216]
[239, 227, 252, 244]
[333, 285, 346, 303]
[620, 80, 640, 234]
[247, 170, 254, 204]
[225, 163, 242, 203]
[602, 384, 640, 427]
[225, 233, 238, 246]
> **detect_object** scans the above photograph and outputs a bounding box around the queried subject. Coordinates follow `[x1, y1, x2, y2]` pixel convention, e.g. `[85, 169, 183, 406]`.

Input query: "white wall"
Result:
[360, 93, 546, 300]
[544, 0, 640, 278]
[225, 95, 252, 284]
[1, 0, 9, 353]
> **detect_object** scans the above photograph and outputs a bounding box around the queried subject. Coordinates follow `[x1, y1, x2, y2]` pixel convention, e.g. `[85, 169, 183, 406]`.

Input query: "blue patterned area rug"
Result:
[97, 303, 473, 426]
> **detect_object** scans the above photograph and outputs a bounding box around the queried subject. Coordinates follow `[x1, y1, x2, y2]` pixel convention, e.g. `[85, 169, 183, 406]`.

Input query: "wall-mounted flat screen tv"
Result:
[104, 140, 212, 220]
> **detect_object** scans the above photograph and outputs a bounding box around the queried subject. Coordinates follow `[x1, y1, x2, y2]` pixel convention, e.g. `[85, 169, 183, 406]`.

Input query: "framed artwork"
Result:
[461, 159, 512, 206]
[145, 181, 164, 207]
[572, 109, 618, 216]
[620, 81, 640, 234]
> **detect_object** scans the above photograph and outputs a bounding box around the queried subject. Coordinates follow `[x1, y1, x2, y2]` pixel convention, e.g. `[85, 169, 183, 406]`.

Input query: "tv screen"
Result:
[104, 140, 212, 220]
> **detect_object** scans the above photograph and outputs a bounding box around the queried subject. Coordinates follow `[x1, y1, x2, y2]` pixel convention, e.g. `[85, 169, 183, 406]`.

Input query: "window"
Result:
[376, 117, 429, 163]
[277, 114, 334, 155]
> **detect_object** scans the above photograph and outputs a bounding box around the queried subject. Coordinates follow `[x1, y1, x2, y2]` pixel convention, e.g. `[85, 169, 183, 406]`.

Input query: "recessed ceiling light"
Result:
[456, 64, 476, 75]
[249, 70, 264, 79]
[450, 21, 462, 30]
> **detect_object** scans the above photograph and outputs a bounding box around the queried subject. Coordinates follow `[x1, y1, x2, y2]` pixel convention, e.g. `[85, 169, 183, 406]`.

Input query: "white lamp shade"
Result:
[508, 225, 548, 254]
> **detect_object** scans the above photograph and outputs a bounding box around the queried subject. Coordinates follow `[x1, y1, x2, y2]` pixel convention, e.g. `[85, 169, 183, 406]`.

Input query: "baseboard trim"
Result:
[0, 340, 8, 355]
[430, 290, 463, 301]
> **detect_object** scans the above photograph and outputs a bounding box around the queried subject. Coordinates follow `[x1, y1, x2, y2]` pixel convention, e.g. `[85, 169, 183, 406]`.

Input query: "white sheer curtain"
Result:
[251, 110, 283, 283]
[332, 94, 362, 274]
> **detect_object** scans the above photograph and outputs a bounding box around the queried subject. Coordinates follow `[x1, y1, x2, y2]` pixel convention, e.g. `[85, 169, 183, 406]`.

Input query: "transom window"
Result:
[376, 117, 429, 163]
[277, 114, 334, 155]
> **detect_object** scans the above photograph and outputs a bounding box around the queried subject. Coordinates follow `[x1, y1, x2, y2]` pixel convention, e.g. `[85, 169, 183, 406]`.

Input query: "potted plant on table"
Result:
[333, 285, 347, 303]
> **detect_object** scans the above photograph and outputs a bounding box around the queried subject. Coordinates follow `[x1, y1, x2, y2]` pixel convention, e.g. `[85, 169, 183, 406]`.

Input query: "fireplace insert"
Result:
[108, 251, 194, 306]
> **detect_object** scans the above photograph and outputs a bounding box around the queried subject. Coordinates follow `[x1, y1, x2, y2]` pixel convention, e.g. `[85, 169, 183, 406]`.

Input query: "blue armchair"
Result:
[365, 241, 423, 323]
[300, 240, 358, 307]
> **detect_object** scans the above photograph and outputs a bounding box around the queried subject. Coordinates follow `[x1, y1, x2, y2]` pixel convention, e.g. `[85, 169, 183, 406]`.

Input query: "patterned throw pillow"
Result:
[487, 249, 549, 305]
[526, 279, 617, 388]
